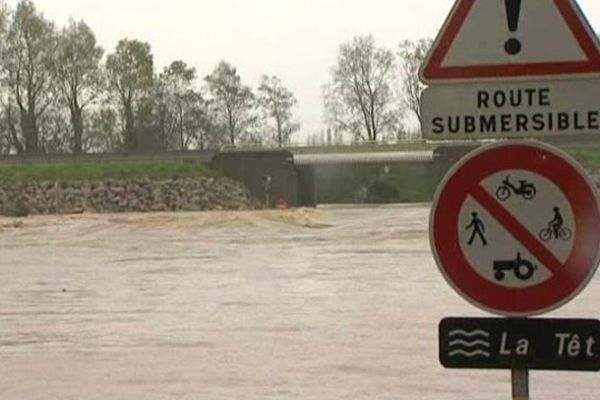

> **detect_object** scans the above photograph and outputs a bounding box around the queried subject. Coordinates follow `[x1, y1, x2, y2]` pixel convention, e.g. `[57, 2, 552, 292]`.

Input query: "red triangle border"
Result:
[421, 0, 600, 81]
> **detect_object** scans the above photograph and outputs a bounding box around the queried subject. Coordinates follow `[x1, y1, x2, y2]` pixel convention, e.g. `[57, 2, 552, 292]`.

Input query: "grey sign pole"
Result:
[511, 369, 529, 400]
[512, 312, 529, 400]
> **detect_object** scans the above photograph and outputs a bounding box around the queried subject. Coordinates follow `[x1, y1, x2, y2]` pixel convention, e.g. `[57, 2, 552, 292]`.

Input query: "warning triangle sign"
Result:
[420, 0, 600, 83]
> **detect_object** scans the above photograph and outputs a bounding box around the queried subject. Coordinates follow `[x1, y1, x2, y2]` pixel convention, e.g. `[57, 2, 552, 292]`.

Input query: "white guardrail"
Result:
[294, 151, 435, 166]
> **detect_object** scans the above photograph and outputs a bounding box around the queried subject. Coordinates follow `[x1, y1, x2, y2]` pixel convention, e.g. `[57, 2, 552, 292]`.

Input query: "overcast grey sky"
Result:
[7, 0, 600, 140]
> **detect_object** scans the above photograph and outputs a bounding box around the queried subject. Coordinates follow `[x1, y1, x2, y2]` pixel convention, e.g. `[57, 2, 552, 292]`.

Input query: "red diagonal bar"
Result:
[470, 184, 566, 277]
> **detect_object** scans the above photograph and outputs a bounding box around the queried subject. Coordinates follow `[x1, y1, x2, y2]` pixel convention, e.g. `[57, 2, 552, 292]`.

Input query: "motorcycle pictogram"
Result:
[493, 253, 537, 281]
[495, 175, 537, 201]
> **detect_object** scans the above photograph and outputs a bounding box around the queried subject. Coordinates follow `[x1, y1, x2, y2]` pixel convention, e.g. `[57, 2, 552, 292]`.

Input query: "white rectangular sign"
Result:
[420, 79, 600, 140]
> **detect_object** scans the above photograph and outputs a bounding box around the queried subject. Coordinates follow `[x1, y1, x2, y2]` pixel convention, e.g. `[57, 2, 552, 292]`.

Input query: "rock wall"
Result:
[0, 177, 256, 216]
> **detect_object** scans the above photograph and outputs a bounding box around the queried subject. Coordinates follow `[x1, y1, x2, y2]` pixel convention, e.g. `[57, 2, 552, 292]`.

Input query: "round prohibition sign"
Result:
[430, 141, 600, 316]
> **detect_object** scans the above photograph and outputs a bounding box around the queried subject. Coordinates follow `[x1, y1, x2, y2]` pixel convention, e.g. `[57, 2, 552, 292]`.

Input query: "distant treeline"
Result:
[0, 0, 430, 155]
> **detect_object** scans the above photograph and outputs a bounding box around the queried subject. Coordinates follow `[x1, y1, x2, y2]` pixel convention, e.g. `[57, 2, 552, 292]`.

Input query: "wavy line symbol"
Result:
[447, 329, 491, 359]
[449, 349, 491, 357]
[448, 329, 490, 338]
[449, 339, 490, 348]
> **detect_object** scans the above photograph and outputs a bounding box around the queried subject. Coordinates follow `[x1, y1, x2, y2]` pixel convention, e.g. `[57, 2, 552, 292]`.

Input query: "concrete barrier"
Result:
[212, 150, 299, 208]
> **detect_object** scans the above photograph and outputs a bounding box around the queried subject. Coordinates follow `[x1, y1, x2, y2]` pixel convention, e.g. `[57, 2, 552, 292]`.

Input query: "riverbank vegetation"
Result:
[1, 143, 599, 204]
[0, 160, 213, 182]
[564, 146, 600, 169]
[0, 0, 430, 156]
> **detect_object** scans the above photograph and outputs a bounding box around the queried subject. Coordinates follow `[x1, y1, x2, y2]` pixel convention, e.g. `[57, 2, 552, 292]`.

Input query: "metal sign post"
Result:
[431, 148, 600, 397]
[423, 0, 600, 398]
[512, 369, 529, 400]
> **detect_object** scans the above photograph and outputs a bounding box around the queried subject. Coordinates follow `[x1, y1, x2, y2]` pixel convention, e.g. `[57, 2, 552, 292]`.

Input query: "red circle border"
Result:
[431, 141, 600, 316]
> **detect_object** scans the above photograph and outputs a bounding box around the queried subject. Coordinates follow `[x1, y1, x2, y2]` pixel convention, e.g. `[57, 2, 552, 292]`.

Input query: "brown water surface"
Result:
[0, 206, 598, 399]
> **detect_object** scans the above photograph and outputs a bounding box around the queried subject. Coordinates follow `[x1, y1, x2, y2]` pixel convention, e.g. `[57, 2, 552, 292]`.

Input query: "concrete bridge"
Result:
[212, 146, 473, 207]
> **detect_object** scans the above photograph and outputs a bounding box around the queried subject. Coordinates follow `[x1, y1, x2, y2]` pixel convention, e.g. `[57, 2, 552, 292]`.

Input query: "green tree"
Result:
[38, 104, 70, 153]
[2, 0, 57, 154]
[324, 35, 401, 142]
[257, 75, 299, 147]
[205, 61, 255, 146]
[86, 106, 120, 152]
[156, 61, 209, 150]
[398, 38, 432, 125]
[106, 39, 154, 152]
[0, 2, 11, 154]
[54, 19, 104, 153]
[0, 1, 8, 53]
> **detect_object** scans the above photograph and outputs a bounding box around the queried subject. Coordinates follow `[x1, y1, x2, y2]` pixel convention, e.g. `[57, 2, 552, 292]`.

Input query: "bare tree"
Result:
[53, 19, 104, 154]
[2, 0, 57, 154]
[398, 38, 432, 125]
[38, 104, 70, 153]
[205, 61, 255, 146]
[257, 75, 299, 147]
[0, 1, 8, 46]
[323, 35, 401, 142]
[85, 105, 121, 152]
[0, 2, 13, 154]
[106, 39, 154, 152]
[0, 106, 12, 154]
[155, 61, 209, 150]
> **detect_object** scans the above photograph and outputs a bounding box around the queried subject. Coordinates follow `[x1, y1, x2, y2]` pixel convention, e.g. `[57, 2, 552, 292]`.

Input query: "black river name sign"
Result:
[440, 318, 600, 371]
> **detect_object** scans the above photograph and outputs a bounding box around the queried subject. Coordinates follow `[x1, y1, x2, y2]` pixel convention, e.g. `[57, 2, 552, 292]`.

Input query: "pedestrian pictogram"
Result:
[466, 212, 488, 246]
[430, 141, 600, 316]
[420, 0, 600, 83]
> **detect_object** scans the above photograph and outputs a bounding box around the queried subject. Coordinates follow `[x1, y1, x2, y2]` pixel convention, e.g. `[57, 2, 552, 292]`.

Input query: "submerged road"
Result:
[0, 206, 599, 399]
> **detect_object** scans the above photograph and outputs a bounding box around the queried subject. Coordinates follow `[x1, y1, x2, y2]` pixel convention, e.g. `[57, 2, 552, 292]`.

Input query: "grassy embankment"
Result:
[564, 146, 600, 170]
[0, 143, 599, 205]
[0, 160, 213, 182]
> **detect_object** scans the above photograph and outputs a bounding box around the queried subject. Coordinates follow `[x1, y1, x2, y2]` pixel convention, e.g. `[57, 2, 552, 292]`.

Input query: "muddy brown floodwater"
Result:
[0, 205, 599, 399]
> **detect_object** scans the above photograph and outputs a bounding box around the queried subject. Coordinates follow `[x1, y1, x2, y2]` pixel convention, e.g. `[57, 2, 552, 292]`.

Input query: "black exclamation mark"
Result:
[504, 0, 522, 55]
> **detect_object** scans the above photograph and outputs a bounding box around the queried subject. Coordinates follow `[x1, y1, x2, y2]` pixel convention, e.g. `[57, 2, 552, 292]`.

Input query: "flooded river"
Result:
[0, 205, 599, 399]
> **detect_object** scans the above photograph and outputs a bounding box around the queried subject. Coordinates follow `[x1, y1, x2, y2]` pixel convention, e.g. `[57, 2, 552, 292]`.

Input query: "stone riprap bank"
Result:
[0, 177, 255, 216]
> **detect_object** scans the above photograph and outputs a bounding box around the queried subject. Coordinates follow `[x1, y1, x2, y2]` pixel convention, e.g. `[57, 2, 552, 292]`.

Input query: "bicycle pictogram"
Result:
[539, 207, 572, 242]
